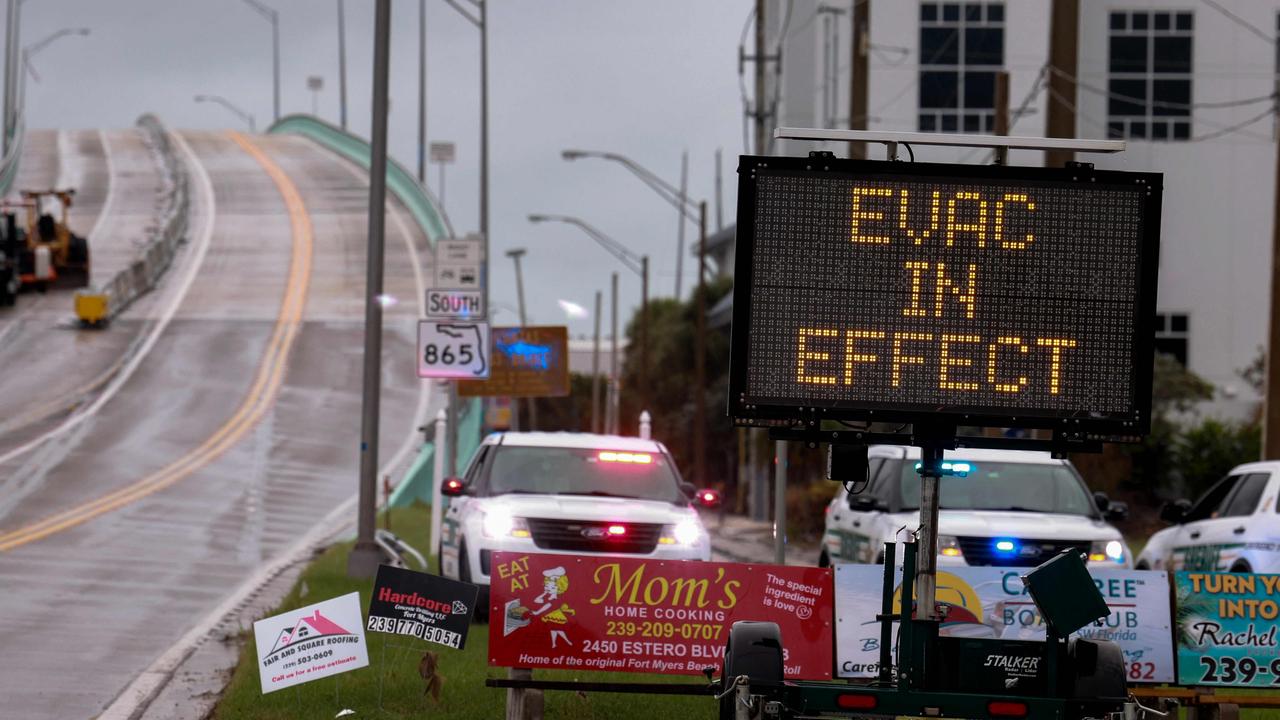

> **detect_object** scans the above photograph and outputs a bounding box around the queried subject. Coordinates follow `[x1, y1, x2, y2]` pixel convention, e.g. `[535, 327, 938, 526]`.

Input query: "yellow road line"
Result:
[0, 132, 314, 552]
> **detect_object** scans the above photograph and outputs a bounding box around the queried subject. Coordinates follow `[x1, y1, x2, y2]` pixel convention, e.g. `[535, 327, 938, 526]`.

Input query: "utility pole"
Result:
[507, 248, 534, 431]
[694, 202, 708, 487]
[848, 0, 869, 159]
[994, 70, 1010, 164]
[1265, 95, 1280, 459]
[674, 150, 688, 300]
[3, 0, 19, 155]
[1045, 0, 1079, 168]
[592, 290, 602, 434]
[417, 0, 427, 183]
[479, 0, 490, 322]
[337, 0, 347, 130]
[641, 256, 650, 421]
[348, 0, 392, 579]
[714, 148, 724, 231]
[610, 271, 618, 434]
[754, 0, 768, 155]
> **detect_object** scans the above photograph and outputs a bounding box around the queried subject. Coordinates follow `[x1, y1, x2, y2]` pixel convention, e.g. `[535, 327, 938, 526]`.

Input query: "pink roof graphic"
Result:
[267, 610, 352, 656]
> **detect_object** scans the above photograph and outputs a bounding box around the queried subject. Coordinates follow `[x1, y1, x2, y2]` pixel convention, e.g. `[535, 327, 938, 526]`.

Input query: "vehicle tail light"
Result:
[598, 451, 652, 464]
[988, 701, 1028, 718]
[836, 694, 878, 709]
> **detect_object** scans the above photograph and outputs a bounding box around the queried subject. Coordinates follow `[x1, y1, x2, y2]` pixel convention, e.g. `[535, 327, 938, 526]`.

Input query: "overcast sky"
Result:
[17, 0, 751, 338]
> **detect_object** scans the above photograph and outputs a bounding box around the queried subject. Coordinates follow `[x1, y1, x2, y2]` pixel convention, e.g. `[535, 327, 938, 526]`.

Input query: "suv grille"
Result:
[956, 537, 1090, 567]
[526, 518, 662, 554]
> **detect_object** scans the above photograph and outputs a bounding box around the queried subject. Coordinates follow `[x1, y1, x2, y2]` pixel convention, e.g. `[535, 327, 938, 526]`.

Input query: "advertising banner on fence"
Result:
[488, 552, 833, 679]
[834, 564, 1173, 683]
[366, 565, 480, 650]
[1175, 572, 1280, 687]
[253, 592, 369, 693]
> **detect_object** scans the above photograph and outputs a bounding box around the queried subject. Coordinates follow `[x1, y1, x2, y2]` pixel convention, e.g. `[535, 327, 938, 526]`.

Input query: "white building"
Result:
[765, 0, 1277, 419]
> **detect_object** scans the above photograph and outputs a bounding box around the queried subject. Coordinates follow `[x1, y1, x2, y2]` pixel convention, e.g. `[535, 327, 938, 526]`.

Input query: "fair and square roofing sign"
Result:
[253, 592, 369, 693]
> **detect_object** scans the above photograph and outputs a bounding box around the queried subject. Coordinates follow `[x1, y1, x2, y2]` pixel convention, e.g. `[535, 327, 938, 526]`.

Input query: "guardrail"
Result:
[74, 114, 190, 324]
[266, 114, 452, 245]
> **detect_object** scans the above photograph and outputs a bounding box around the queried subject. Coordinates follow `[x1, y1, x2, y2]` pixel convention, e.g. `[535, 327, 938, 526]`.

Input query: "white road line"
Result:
[98, 139, 436, 720]
[0, 127, 217, 467]
[85, 129, 118, 264]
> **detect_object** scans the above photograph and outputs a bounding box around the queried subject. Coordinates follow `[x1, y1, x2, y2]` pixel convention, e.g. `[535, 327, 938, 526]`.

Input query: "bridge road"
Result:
[0, 129, 434, 718]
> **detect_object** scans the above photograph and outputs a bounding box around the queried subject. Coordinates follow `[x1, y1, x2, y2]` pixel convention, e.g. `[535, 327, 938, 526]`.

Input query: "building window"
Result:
[1154, 312, 1189, 365]
[1107, 11, 1193, 141]
[918, 2, 1005, 133]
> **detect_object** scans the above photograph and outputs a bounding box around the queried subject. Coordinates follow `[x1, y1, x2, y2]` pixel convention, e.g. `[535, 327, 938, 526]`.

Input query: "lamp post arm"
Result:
[561, 217, 645, 275]
[442, 0, 481, 27]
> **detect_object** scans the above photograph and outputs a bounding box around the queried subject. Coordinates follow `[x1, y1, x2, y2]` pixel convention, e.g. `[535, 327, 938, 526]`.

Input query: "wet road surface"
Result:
[0, 129, 435, 717]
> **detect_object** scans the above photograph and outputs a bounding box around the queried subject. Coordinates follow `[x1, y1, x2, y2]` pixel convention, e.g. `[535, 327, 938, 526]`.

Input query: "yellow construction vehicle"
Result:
[15, 189, 91, 291]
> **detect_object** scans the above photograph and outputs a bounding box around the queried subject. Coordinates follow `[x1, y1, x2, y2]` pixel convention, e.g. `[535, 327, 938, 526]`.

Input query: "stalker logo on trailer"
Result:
[728, 157, 1162, 434]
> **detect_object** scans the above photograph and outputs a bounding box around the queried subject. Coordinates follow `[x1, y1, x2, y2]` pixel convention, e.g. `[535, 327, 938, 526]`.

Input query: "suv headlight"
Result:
[938, 535, 963, 558]
[481, 510, 530, 539]
[660, 519, 703, 546]
[1089, 540, 1125, 563]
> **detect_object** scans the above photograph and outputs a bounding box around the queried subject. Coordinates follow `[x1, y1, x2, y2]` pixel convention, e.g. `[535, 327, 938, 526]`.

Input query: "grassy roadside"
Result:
[212, 503, 712, 719]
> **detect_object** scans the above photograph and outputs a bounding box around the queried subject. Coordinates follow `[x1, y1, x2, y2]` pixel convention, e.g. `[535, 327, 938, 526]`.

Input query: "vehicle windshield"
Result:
[487, 446, 685, 504]
[897, 460, 1094, 516]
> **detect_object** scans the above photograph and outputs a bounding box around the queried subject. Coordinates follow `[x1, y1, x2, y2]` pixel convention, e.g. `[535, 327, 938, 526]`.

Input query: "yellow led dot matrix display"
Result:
[730, 157, 1162, 434]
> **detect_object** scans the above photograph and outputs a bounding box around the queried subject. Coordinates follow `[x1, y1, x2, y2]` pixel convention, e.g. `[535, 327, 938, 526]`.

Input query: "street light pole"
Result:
[694, 202, 707, 486]
[21, 27, 89, 84]
[592, 290, 602, 434]
[506, 247, 535, 431]
[610, 271, 618, 434]
[418, 0, 427, 183]
[348, 0, 392, 579]
[337, 0, 347, 130]
[527, 214, 649, 416]
[242, 0, 280, 124]
[193, 94, 256, 132]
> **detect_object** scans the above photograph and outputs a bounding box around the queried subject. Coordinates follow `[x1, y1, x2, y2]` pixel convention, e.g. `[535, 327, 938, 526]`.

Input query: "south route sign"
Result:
[458, 326, 569, 398]
[729, 156, 1162, 435]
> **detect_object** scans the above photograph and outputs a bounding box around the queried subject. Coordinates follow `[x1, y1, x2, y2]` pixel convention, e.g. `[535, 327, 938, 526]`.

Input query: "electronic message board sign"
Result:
[729, 156, 1162, 435]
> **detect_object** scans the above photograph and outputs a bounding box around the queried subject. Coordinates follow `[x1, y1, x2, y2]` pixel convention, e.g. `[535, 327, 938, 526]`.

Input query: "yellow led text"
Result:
[850, 188, 1037, 249]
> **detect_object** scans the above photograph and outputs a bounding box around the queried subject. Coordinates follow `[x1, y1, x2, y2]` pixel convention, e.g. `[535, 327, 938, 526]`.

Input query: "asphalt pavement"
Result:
[0, 129, 436, 718]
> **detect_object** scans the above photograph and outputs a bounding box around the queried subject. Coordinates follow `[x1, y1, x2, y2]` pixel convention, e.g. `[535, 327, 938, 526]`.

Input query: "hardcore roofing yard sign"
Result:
[253, 592, 369, 693]
[366, 564, 480, 650]
[1176, 572, 1280, 687]
[489, 552, 833, 679]
[834, 564, 1174, 683]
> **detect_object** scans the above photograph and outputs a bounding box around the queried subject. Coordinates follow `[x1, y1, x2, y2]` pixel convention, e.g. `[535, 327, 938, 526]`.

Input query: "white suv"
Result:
[820, 445, 1132, 568]
[438, 432, 712, 613]
[1136, 460, 1280, 573]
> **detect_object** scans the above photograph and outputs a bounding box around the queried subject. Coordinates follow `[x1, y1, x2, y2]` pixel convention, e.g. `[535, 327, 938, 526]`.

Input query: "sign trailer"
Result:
[713, 130, 1162, 720]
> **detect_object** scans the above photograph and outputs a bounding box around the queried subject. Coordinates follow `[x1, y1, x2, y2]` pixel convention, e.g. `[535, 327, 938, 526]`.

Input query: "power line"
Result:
[1049, 83, 1273, 143]
[1200, 0, 1275, 45]
[1049, 66, 1276, 111]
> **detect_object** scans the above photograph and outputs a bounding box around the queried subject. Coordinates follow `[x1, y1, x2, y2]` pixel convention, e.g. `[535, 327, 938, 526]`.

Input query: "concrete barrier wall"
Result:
[266, 114, 452, 245]
[83, 114, 189, 321]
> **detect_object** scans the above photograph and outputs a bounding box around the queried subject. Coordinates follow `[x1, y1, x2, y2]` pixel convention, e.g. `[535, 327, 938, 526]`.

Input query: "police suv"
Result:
[438, 432, 712, 614]
[1136, 460, 1280, 573]
[820, 445, 1132, 568]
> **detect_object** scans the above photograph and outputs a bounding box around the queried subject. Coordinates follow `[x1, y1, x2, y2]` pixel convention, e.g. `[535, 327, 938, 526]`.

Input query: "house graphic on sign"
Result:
[267, 610, 352, 657]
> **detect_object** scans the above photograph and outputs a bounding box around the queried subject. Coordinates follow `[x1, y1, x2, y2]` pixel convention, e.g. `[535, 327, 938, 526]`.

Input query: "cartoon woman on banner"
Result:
[531, 566, 575, 648]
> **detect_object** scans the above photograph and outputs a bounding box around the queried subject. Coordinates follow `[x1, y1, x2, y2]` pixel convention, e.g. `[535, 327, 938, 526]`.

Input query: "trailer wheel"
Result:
[721, 621, 784, 720]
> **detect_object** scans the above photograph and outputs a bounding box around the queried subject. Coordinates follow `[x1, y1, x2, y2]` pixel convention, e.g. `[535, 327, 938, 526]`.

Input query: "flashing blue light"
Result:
[913, 460, 974, 477]
[994, 539, 1018, 554]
